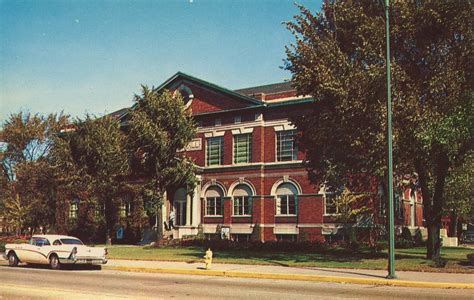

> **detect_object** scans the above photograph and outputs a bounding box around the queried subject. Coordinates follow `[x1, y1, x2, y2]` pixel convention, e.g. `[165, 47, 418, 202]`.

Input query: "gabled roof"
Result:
[109, 107, 129, 119]
[235, 81, 294, 96]
[112, 72, 313, 121]
[156, 72, 263, 106]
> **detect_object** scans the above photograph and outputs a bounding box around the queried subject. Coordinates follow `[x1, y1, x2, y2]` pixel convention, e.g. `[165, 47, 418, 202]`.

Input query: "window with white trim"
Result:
[205, 186, 223, 216]
[69, 202, 78, 219]
[232, 184, 252, 216]
[275, 183, 298, 215]
[324, 192, 338, 215]
[233, 134, 252, 164]
[119, 200, 132, 217]
[206, 137, 224, 166]
[276, 130, 297, 161]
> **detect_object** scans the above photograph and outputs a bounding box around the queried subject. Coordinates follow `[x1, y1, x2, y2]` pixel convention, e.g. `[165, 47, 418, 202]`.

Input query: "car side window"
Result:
[33, 238, 51, 246]
[53, 240, 61, 246]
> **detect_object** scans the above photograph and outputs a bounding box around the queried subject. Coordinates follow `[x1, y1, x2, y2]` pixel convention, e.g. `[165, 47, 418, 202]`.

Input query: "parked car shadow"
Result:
[0, 263, 102, 271]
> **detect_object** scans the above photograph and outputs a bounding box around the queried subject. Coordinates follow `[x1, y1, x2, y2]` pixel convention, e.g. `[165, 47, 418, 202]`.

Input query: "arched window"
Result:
[275, 183, 298, 215]
[205, 186, 223, 216]
[232, 184, 253, 216]
[174, 84, 194, 108]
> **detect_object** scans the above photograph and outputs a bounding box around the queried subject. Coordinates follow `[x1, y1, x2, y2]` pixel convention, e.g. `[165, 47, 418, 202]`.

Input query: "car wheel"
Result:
[8, 252, 19, 267]
[49, 254, 61, 270]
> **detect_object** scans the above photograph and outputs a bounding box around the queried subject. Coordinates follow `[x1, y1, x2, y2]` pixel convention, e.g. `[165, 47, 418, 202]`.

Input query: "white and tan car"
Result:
[2, 235, 107, 269]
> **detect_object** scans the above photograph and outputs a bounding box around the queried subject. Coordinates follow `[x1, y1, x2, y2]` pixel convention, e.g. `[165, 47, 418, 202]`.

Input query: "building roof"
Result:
[109, 107, 129, 119]
[156, 72, 263, 106]
[110, 73, 308, 120]
[234, 81, 294, 96]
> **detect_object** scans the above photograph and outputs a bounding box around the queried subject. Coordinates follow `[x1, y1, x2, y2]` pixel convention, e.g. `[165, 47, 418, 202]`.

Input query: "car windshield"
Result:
[60, 238, 83, 245]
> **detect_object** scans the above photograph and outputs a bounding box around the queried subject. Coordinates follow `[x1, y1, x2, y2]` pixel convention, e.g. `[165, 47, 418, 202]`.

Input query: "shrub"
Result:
[395, 238, 415, 249]
[401, 227, 413, 241]
[0, 241, 5, 253]
[214, 224, 223, 240]
[196, 224, 204, 240]
[344, 227, 360, 252]
[414, 229, 425, 246]
[251, 223, 262, 242]
[467, 253, 474, 266]
[372, 241, 388, 253]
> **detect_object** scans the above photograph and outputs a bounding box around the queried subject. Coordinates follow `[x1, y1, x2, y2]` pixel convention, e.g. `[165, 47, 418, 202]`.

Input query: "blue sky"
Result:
[0, 0, 322, 123]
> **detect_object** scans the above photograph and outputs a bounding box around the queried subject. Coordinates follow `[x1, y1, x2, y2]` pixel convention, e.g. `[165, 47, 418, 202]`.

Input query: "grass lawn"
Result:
[106, 244, 474, 273]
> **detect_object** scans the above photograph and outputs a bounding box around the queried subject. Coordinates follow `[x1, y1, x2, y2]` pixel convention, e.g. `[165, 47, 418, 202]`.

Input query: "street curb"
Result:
[103, 266, 474, 289]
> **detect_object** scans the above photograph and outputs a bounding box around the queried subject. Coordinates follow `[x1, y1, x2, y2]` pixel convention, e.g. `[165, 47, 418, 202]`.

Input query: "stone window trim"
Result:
[233, 133, 252, 164]
[206, 136, 224, 166]
[275, 129, 298, 162]
[273, 181, 300, 216]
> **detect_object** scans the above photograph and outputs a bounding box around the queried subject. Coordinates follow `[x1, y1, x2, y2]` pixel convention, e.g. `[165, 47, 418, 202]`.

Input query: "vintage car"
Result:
[2, 235, 107, 269]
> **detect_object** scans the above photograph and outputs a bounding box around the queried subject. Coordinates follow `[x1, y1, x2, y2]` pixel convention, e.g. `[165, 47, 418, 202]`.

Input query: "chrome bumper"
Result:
[59, 258, 108, 265]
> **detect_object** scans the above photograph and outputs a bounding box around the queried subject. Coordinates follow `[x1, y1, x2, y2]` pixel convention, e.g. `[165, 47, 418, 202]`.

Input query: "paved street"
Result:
[1, 265, 472, 299]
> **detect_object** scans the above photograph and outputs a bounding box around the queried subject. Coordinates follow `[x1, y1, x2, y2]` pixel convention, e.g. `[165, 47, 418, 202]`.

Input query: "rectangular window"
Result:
[276, 195, 296, 215]
[233, 196, 252, 216]
[69, 203, 78, 219]
[276, 234, 297, 242]
[233, 134, 252, 164]
[94, 204, 103, 218]
[119, 202, 131, 218]
[206, 197, 222, 216]
[324, 193, 338, 215]
[206, 137, 224, 166]
[395, 193, 403, 219]
[276, 130, 297, 161]
[215, 119, 221, 126]
[234, 116, 241, 124]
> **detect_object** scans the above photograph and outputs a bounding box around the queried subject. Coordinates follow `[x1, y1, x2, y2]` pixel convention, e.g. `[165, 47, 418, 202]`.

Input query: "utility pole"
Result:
[385, 0, 396, 279]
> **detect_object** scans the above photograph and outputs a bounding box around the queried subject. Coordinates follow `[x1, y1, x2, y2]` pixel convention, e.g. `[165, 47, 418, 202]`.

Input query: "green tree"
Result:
[51, 115, 129, 244]
[0, 112, 68, 233]
[127, 87, 197, 238]
[444, 151, 474, 236]
[332, 188, 369, 241]
[285, 1, 472, 259]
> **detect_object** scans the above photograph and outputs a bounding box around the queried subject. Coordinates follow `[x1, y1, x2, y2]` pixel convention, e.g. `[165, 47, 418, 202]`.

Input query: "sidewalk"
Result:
[105, 259, 474, 289]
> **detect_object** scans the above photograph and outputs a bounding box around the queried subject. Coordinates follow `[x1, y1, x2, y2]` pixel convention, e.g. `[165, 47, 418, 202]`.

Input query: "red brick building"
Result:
[117, 72, 424, 242]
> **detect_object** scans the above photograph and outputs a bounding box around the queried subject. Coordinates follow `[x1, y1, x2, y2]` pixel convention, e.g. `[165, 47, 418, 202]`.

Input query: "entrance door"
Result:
[174, 188, 187, 226]
[175, 200, 186, 226]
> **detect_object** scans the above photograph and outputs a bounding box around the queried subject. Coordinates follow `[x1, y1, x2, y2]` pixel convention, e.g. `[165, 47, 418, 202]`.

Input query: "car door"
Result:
[28, 237, 50, 263]
[37, 238, 52, 264]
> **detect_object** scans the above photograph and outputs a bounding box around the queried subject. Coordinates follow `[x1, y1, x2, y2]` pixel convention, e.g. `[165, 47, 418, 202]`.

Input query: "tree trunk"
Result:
[156, 205, 163, 240]
[421, 152, 449, 260]
[427, 222, 441, 259]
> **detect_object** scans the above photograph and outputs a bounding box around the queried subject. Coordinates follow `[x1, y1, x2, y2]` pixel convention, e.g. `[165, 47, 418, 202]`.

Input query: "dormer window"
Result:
[215, 119, 222, 126]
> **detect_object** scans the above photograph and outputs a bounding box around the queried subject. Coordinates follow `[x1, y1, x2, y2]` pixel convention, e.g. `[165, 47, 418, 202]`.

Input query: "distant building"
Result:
[112, 72, 424, 242]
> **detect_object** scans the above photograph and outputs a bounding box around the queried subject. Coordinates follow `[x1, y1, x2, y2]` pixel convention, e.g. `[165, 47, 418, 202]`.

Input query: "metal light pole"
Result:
[385, 0, 396, 279]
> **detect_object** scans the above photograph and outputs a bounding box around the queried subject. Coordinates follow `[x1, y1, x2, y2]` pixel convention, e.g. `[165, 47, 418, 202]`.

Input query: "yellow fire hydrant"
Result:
[203, 248, 213, 270]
